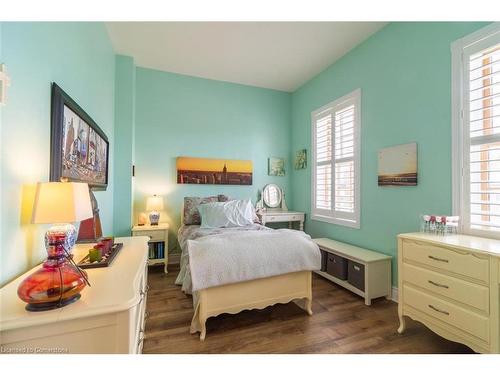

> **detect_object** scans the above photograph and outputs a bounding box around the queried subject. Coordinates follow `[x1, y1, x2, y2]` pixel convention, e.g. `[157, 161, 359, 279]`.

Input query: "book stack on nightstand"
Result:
[131, 223, 169, 273]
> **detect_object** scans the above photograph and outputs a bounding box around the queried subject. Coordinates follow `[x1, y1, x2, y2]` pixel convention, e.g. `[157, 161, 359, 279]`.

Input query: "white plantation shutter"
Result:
[334, 105, 355, 213]
[467, 42, 500, 232]
[453, 24, 500, 237]
[312, 89, 361, 228]
[315, 111, 333, 210]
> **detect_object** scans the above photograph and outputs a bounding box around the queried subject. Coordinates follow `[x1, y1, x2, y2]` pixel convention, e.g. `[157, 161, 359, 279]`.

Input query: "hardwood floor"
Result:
[143, 265, 474, 354]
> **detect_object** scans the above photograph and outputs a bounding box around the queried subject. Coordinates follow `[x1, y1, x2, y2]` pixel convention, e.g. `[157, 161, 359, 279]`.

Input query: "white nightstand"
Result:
[132, 223, 169, 273]
[257, 210, 305, 231]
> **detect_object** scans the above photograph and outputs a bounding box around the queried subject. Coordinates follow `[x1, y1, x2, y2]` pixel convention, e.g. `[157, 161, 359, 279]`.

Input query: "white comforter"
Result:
[175, 224, 269, 294]
[187, 228, 321, 292]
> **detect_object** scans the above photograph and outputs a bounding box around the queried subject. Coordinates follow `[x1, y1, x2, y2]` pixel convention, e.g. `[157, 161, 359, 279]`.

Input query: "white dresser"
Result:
[398, 233, 500, 353]
[0, 236, 149, 354]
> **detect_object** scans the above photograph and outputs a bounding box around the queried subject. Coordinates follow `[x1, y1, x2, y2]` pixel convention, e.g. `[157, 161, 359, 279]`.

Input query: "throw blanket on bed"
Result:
[175, 224, 270, 294]
[187, 229, 321, 291]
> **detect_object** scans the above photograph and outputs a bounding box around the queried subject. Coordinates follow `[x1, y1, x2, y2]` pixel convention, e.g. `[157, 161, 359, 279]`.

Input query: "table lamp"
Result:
[17, 182, 93, 311]
[146, 195, 163, 225]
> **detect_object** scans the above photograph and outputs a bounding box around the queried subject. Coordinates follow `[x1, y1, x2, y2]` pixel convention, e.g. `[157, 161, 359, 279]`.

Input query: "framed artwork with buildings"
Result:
[177, 156, 253, 185]
[50, 83, 109, 190]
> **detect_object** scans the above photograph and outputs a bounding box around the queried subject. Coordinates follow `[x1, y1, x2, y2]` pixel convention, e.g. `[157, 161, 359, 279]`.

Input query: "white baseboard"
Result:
[391, 286, 399, 303]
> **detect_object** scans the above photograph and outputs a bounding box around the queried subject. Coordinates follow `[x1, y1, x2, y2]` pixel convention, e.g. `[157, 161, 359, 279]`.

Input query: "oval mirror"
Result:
[263, 184, 282, 208]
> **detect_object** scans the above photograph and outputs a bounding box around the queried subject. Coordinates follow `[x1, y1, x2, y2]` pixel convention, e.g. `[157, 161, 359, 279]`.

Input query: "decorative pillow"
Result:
[183, 195, 229, 225]
[221, 196, 261, 224]
[198, 199, 255, 229]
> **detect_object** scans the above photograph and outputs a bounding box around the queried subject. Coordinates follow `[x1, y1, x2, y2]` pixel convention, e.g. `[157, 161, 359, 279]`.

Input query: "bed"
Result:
[175, 197, 321, 341]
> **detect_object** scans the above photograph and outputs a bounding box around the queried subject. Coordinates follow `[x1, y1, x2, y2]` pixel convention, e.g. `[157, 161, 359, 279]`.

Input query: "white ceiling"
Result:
[106, 22, 386, 92]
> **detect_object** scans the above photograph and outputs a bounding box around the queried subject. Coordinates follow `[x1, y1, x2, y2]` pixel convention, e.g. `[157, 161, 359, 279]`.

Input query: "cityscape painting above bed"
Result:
[177, 157, 252, 185]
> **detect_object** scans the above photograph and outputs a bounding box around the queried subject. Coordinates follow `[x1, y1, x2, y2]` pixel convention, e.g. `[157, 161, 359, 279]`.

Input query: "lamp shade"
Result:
[146, 195, 164, 211]
[32, 182, 93, 224]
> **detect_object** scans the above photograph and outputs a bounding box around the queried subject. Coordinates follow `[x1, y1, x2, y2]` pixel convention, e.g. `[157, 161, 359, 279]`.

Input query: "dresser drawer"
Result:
[402, 240, 489, 283]
[131, 263, 148, 353]
[133, 230, 164, 242]
[403, 285, 489, 342]
[403, 263, 489, 313]
[265, 214, 303, 222]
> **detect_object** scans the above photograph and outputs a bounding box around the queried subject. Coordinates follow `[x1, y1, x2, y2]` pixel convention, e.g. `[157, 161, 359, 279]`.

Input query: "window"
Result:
[311, 89, 361, 228]
[452, 23, 500, 237]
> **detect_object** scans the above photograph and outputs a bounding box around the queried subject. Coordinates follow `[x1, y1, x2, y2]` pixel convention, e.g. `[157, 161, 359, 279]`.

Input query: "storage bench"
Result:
[313, 238, 392, 305]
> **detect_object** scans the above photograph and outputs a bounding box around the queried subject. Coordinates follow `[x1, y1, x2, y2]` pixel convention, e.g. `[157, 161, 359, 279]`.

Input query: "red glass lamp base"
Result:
[25, 294, 81, 312]
[17, 229, 88, 312]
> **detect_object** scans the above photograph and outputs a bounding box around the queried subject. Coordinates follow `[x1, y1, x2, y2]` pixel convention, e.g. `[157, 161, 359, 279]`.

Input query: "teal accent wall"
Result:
[1, 21, 490, 287]
[113, 55, 136, 236]
[0, 23, 115, 286]
[134, 67, 292, 252]
[290, 22, 489, 285]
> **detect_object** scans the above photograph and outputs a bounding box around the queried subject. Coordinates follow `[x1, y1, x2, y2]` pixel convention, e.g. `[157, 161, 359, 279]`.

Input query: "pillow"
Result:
[183, 195, 229, 225]
[221, 196, 261, 224]
[198, 199, 255, 228]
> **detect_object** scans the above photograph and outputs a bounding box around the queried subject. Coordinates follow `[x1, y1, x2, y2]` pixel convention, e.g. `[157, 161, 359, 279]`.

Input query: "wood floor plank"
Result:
[142, 265, 474, 354]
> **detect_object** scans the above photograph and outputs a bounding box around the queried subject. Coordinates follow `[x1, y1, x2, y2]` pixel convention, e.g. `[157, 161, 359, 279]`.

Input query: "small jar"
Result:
[100, 237, 114, 254]
[93, 243, 106, 258]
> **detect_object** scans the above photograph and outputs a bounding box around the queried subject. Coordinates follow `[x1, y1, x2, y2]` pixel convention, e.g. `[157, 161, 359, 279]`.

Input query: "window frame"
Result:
[311, 88, 361, 229]
[452, 22, 500, 238]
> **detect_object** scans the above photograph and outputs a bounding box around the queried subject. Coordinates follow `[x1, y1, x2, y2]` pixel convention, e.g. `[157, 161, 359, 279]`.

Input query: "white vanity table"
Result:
[258, 210, 305, 231]
[256, 184, 305, 231]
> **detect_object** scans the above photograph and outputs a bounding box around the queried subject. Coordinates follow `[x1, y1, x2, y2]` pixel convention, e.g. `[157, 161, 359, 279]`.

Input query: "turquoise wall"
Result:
[113, 55, 136, 236]
[134, 68, 292, 252]
[290, 22, 489, 284]
[1, 21, 491, 287]
[0, 22, 115, 285]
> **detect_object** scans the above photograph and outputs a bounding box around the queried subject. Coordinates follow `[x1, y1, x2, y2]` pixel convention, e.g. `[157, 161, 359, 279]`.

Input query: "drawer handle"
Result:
[428, 280, 449, 289]
[353, 265, 361, 271]
[428, 255, 449, 263]
[428, 304, 450, 316]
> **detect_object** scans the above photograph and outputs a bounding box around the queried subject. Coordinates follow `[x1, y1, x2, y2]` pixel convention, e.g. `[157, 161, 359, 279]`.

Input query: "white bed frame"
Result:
[190, 271, 313, 341]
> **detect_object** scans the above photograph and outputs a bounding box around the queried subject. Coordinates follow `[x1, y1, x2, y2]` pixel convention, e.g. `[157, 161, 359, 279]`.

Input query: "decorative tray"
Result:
[77, 243, 123, 269]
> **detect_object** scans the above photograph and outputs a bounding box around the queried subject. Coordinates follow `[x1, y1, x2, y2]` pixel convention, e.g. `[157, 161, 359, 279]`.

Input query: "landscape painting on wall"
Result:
[268, 157, 285, 176]
[177, 157, 253, 185]
[294, 149, 307, 170]
[378, 142, 417, 186]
